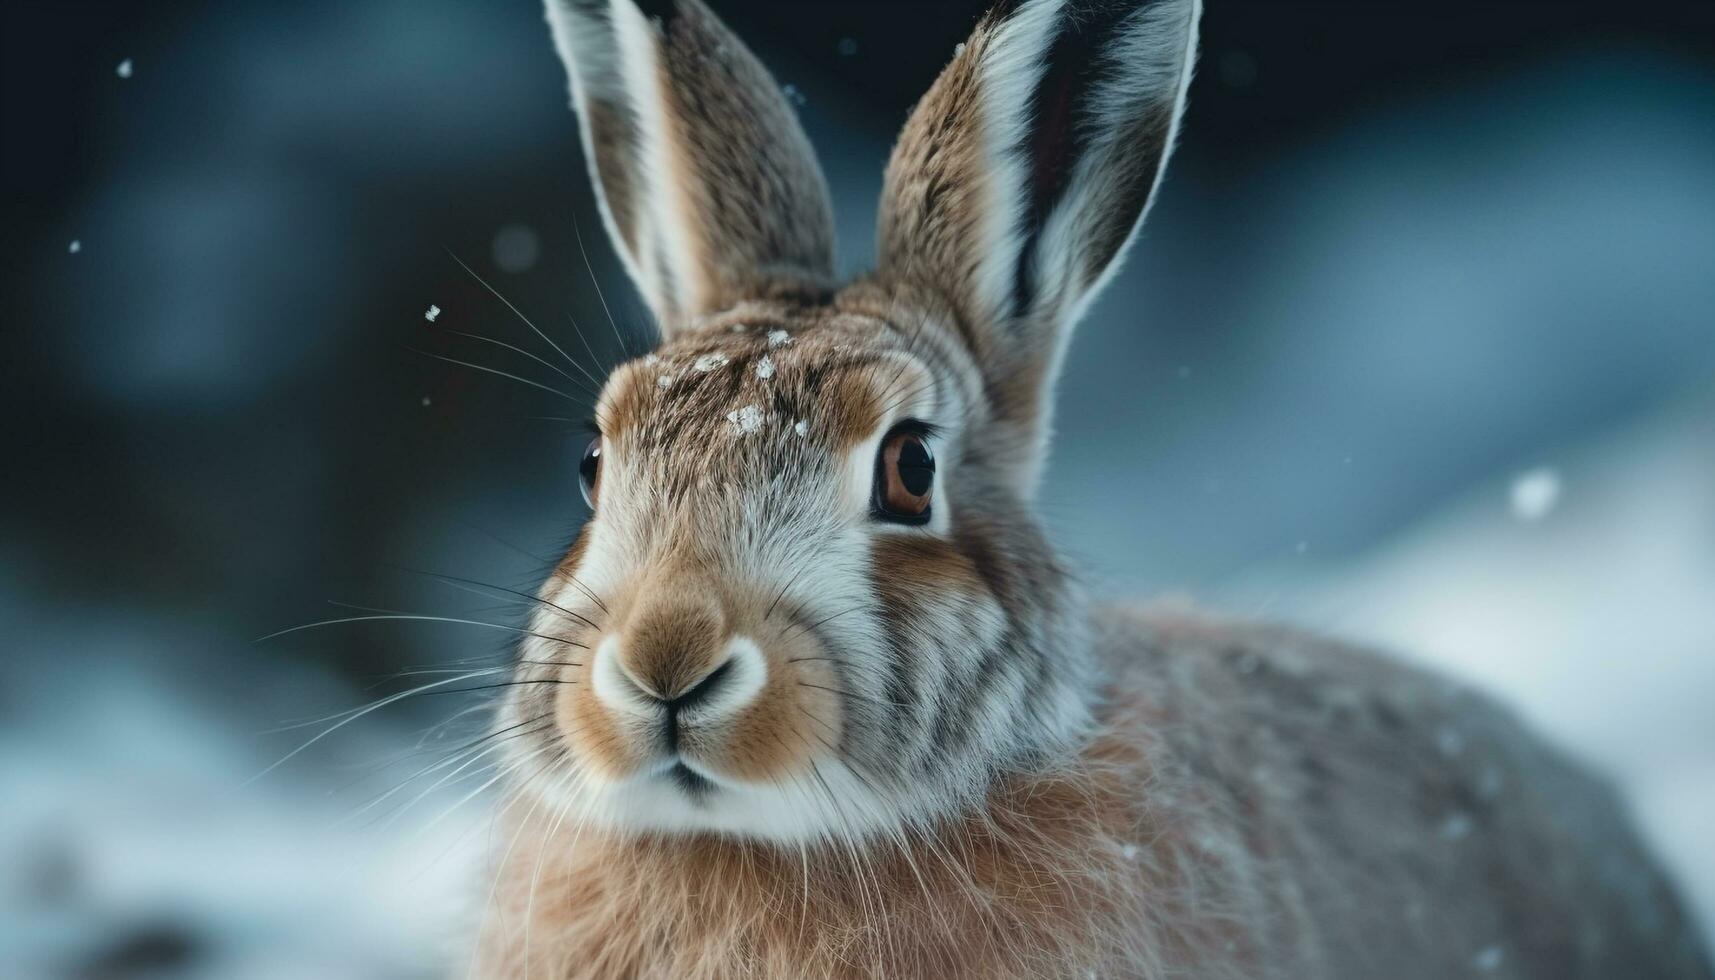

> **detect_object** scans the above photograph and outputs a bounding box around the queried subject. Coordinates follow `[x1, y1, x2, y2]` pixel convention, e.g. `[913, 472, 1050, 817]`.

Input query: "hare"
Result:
[469, 0, 1713, 976]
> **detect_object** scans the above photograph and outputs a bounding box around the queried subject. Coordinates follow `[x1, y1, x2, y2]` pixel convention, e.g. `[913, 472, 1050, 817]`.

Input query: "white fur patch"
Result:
[726, 404, 764, 433]
[692, 352, 729, 372]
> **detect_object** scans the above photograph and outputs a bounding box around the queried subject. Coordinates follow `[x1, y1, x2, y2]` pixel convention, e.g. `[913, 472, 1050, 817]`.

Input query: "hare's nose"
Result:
[614, 588, 727, 698]
[590, 582, 765, 725]
[644, 658, 734, 711]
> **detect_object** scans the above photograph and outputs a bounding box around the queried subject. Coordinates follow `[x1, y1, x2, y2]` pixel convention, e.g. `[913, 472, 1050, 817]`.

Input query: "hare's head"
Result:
[504, 0, 1198, 842]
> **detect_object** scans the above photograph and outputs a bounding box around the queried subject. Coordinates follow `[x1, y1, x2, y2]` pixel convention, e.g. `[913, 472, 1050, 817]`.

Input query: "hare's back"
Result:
[1092, 601, 1711, 980]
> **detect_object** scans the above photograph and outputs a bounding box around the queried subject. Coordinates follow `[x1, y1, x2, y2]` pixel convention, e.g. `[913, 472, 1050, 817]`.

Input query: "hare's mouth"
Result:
[665, 761, 715, 799]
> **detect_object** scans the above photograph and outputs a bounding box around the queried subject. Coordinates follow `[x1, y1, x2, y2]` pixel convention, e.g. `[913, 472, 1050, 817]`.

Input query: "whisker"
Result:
[409, 347, 583, 402]
[257, 609, 587, 650]
[396, 566, 605, 633]
[573, 217, 634, 359]
[439, 328, 599, 398]
[419, 679, 579, 698]
[446, 248, 603, 387]
[782, 604, 866, 640]
[564, 312, 610, 383]
[245, 668, 504, 786]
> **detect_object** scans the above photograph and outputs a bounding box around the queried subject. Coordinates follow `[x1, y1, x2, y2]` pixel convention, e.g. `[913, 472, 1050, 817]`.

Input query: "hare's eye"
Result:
[873, 426, 935, 525]
[578, 436, 602, 509]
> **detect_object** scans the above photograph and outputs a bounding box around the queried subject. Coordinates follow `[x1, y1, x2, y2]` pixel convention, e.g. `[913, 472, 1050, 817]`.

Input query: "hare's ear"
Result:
[877, 0, 1198, 481]
[545, 0, 836, 330]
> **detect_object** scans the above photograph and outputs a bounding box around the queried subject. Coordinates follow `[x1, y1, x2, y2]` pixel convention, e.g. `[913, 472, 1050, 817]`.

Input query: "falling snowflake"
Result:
[115, 58, 133, 79]
[793, 419, 808, 438]
[420, 396, 432, 407]
[1472, 946, 1504, 972]
[727, 404, 764, 434]
[766, 329, 791, 348]
[755, 356, 775, 380]
[1436, 726, 1465, 758]
[1510, 467, 1560, 522]
[1440, 813, 1473, 842]
[782, 83, 806, 107]
[424, 304, 441, 323]
[692, 352, 729, 373]
[67, 240, 81, 254]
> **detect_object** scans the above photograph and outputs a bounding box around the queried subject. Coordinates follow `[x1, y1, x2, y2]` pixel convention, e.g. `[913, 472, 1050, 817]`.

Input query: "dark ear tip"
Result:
[631, 0, 679, 24]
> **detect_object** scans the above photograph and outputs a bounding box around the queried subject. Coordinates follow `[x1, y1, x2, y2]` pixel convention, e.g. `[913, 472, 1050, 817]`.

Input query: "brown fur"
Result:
[479, 603, 1712, 979]
[490, 2, 1714, 976]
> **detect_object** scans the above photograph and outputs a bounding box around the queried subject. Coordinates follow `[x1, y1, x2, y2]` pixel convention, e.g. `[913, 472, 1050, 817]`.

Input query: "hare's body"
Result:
[477, 606, 1708, 980]
[469, 0, 1711, 975]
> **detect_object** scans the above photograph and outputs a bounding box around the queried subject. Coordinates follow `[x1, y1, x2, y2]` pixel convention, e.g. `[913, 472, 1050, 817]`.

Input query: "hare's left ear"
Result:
[876, 0, 1199, 489]
[545, 0, 836, 332]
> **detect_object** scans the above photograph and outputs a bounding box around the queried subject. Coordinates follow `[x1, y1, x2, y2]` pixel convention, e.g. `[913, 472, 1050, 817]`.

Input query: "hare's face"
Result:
[512, 0, 1198, 842]
[502, 299, 1092, 841]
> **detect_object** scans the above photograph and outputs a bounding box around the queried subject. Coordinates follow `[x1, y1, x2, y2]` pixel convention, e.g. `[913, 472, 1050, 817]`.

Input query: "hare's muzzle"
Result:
[578, 570, 791, 793]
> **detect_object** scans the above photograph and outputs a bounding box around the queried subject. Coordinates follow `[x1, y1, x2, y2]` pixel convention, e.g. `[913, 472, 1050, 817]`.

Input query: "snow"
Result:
[793, 419, 808, 438]
[726, 404, 763, 434]
[1440, 813, 1474, 842]
[1510, 467, 1561, 522]
[67, 240, 81, 254]
[115, 59, 133, 79]
[766, 329, 791, 348]
[755, 356, 775, 380]
[420, 396, 431, 408]
[1436, 726, 1465, 758]
[1278, 402, 1715, 940]
[1472, 945, 1505, 971]
[423, 304, 440, 323]
[692, 353, 728, 373]
[656, 373, 676, 389]
[0, 612, 481, 980]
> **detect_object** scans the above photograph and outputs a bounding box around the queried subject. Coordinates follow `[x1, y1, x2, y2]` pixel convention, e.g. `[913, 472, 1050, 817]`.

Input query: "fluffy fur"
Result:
[468, 0, 1715, 976]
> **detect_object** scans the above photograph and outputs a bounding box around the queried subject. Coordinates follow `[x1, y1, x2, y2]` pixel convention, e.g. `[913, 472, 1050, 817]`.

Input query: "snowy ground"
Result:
[0, 623, 484, 980]
[1263, 397, 1715, 941]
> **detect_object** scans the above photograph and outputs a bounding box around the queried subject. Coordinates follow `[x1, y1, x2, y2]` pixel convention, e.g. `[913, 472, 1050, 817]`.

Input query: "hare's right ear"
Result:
[545, 0, 836, 332]
[876, 0, 1199, 490]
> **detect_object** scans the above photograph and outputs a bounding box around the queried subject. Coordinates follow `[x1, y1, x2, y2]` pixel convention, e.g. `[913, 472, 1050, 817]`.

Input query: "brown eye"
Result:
[578, 436, 601, 509]
[873, 426, 935, 525]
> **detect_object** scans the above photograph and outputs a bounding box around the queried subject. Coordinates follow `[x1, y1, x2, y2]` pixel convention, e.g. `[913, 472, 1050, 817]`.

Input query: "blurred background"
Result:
[4, 0, 1712, 975]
